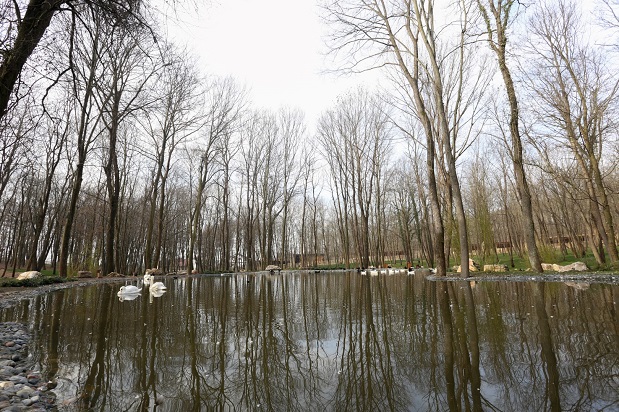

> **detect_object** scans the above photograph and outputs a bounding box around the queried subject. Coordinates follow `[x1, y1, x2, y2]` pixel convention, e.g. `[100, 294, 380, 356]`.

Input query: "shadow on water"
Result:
[1, 272, 618, 411]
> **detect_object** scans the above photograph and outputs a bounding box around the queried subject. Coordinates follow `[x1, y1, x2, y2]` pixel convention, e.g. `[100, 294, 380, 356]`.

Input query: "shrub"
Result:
[538, 243, 562, 264]
[0, 276, 70, 288]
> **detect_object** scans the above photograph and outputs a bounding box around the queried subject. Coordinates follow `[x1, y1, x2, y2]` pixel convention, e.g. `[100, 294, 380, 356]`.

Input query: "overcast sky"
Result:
[164, 0, 377, 129]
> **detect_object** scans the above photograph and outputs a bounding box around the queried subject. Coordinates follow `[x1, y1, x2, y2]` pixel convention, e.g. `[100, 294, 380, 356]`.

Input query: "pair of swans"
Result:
[117, 274, 167, 300]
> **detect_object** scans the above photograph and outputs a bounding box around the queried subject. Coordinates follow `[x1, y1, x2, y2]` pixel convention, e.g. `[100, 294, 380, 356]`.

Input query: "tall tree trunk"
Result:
[188, 160, 206, 275]
[154, 173, 167, 267]
[589, 154, 619, 263]
[222, 166, 231, 271]
[416, 4, 470, 277]
[59, 162, 85, 277]
[233, 185, 243, 272]
[26, 132, 65, 270]
[36, 210, 59, 270]
[478, 0, 543, 272]
[144, 178, 159, 269]
[300, 194, 308, 268]
[371, 3, 447, 275]
[58, 21, 101, 278]
[102, 93, 121, 275]
[280, 203, 289, 269]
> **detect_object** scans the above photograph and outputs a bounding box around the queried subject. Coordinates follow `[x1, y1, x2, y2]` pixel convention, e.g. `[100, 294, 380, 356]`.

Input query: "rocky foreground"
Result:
[0, 323, 56, 411]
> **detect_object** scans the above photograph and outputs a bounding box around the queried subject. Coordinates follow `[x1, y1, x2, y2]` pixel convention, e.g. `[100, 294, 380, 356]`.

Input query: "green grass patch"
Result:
[468, 249, 613, 272]
[39, 269, 59, 276]
[538, 244, 562, 264]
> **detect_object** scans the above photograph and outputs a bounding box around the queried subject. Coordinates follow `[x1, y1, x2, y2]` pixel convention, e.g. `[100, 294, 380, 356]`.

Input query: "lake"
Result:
[1, 271, 618, 411]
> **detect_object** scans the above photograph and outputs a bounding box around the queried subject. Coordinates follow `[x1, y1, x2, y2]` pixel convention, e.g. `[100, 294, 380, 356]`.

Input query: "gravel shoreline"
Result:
[0, 277, 131, 311]
[0, 322, 56, 411]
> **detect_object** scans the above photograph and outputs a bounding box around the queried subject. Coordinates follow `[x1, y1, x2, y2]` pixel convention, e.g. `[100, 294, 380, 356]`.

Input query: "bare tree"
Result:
[0, 97, 35, 213]
[58, 9, 105, 277]
[139, 49, 203, 270]
[239, 112, 268, 271]
[476, 0, 544, 272]
[257, 113, 282, 269]
[276, 109, 304, 269]
[599, 0, 619, 39]
[25, 97, 70, 270]
[187, 77, 245, 274]
[95, 21, 160, 276]
[323, 0, 487, 276]
[0, 0, 145, 122]
[525, 0, 619, 265]
[317, 88, 391, 268]
[299, 151, 320, 268]
[213, 113, 242, 271]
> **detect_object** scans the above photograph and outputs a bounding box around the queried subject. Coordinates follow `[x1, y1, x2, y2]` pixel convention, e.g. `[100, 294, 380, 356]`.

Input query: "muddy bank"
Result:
[0, 277, 131, 311]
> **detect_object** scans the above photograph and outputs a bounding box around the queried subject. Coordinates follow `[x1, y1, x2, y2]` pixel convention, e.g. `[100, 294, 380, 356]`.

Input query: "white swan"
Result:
[143, 273, 153, 285]
[118, 285, 142, 295]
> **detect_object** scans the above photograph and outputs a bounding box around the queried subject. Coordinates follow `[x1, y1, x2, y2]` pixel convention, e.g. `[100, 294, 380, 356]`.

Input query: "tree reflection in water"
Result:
[0, 272, 617, 411]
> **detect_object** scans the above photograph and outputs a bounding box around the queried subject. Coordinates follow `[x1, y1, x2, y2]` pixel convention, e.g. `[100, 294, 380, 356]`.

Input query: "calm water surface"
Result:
[1, 271, 618, 411]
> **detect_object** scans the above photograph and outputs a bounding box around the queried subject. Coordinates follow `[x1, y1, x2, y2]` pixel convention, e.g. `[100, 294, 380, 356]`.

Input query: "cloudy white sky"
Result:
[164, 0, 377, 129]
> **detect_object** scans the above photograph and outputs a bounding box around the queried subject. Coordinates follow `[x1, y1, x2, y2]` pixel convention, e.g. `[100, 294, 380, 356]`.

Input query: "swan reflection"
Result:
[117, 292, 141, 302]
[150, 288, 166, 301]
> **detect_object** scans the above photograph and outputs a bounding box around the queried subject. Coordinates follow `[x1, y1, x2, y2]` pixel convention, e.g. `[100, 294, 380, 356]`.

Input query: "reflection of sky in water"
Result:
[0, 274, 617, 411]
[314, 338, 339, 358]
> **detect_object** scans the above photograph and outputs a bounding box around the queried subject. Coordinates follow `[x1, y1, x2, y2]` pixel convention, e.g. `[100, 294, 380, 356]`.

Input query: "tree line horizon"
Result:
[1, 0, 619, 278]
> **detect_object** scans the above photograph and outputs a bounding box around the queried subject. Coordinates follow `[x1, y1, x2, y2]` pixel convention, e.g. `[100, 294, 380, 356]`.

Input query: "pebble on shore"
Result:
[0, 322, 56, 411]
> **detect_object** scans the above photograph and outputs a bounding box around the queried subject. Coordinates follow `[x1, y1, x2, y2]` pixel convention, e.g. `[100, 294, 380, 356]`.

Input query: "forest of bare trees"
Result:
[1, 0, 619, 277]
